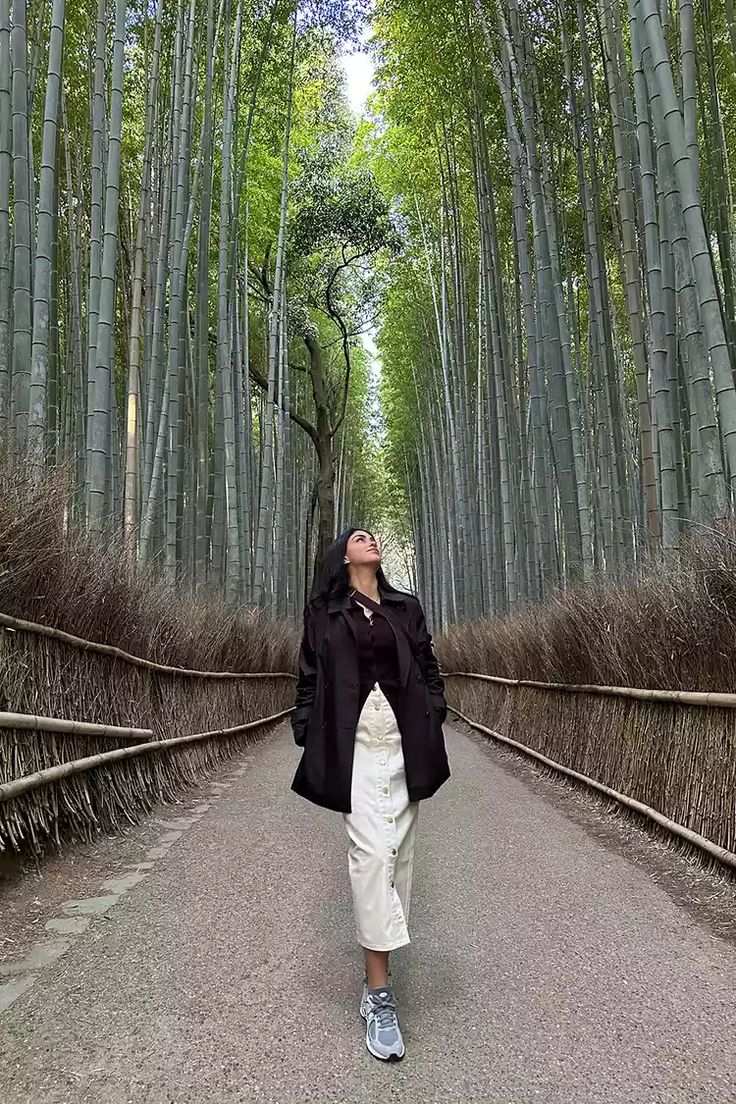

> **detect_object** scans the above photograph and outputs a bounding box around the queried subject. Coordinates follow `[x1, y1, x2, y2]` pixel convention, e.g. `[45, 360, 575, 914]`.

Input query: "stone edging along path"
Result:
[0, 760, 252, 1015]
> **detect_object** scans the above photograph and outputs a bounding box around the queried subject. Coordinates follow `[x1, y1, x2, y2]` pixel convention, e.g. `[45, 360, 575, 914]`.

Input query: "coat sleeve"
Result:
[413, 598, 447, 722]
[291, 603, 318, 747]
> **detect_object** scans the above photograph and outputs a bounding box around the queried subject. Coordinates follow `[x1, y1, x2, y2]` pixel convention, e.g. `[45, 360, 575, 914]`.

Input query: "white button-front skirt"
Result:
[342, 680, 419, 952]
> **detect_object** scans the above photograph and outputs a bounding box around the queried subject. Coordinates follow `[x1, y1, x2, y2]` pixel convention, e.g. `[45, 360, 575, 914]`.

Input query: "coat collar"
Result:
[326, 584, 407, 614]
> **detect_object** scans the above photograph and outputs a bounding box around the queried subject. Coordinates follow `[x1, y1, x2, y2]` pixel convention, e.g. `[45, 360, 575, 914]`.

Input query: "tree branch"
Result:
[325, 264, 358, 441]
[249, 361, 319, 449]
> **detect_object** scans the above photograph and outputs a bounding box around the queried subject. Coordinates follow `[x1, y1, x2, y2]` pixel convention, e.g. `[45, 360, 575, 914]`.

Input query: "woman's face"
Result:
[345, 530, 382, 567]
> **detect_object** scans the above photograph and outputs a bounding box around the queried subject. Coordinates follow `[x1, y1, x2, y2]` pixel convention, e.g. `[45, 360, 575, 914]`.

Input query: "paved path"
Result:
[1, 719, 735, 1104]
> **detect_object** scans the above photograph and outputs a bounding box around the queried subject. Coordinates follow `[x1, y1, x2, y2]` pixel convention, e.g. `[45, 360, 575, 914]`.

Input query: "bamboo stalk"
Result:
[0, 711, 151, 739]
[442, 670, 736, 708]
[449, 703, 736, 873]
[0, 612, 296, 679]
[0, 707, 293, 803]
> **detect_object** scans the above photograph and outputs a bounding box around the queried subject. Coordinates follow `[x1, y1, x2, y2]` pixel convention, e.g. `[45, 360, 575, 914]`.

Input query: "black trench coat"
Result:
[290, 585, 451, 813]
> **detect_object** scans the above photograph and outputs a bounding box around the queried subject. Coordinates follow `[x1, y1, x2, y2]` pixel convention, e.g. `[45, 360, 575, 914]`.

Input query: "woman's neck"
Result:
[348, 567, 380, 601]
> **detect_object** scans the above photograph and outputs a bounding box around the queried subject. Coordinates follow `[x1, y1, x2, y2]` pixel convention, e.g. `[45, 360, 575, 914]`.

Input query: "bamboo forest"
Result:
[1, 0, 735, 627]
[4, 2, 736, 1088]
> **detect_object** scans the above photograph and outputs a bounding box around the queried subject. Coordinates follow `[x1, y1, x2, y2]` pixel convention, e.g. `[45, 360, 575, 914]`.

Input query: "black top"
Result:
[349, 597, 403, 720]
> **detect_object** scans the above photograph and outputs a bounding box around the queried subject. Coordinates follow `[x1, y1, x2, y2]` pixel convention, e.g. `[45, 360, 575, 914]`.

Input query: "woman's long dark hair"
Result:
[311, 527, 406, 605]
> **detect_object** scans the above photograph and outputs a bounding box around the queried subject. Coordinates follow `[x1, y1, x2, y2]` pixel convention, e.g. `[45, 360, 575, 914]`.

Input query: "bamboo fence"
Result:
[442, 671, 736, 868]
[0, 614, 297, 854]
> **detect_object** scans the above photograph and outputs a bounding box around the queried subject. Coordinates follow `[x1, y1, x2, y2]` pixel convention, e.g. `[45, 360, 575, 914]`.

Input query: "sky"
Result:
[338, 37, 385, 442]
[342, 49, 374, 114]
[337, 35, 402, 568]
[340, 30, 375, 117]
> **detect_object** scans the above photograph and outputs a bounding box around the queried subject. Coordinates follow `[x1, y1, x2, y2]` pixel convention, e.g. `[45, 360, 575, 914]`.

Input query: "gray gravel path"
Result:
[1, 719, 735, 1104]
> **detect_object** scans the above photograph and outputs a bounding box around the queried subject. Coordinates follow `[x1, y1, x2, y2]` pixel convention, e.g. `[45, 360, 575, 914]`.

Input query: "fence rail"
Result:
[0, 612, 297, 680]
[0, 711, 152, 740]
[0, 612, 298, 853]
[448, 703, 736, 873]
[441, 670, 736, 708]
[443, 670, 736, 873]
[0, 707, 293, 804]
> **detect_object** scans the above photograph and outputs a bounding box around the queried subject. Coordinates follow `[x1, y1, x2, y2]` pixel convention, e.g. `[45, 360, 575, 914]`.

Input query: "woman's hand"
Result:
[291, 710, 310, 747]
[430, 695, 448, 725]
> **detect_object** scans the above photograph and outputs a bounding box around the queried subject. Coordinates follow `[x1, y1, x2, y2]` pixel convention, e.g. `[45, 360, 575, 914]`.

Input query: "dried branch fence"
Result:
[0, 614, 296, 854]
[443, 672, 736, 872]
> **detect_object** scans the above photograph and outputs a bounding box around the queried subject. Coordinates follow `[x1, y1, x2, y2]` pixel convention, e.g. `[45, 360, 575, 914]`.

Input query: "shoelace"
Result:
[368, 993, 399, 1032]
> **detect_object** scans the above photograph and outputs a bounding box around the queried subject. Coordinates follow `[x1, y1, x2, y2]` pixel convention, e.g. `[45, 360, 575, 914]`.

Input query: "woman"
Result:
[290, 527, 451, 1062]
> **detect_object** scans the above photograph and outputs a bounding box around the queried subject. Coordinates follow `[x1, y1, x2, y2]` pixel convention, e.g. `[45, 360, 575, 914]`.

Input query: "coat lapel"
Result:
[338, 605, 359, 652]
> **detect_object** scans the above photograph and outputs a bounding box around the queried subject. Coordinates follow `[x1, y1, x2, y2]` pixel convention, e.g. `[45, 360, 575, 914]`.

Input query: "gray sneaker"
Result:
[360, 985, 405, 1061]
